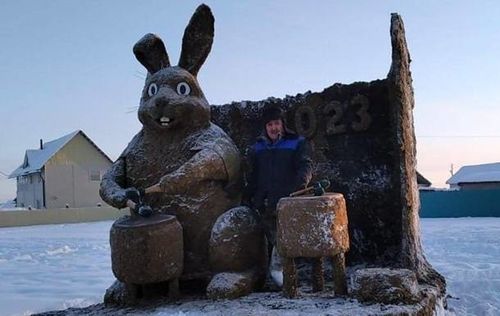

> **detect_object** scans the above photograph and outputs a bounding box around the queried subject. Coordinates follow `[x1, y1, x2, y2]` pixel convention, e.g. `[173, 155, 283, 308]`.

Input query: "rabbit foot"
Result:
[206, 271, 258, 299]
[104, 279, 140, 306]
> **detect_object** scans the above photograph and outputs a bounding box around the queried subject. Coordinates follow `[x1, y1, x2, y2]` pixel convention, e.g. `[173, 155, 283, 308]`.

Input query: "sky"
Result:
[1, 1, 499, 201]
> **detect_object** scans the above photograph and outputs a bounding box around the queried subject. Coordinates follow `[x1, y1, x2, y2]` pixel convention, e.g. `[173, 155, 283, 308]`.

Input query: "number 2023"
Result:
[295, 94, 372, 137]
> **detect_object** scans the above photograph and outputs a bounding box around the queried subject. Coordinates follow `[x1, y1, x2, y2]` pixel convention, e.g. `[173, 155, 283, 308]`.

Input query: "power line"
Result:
[417, 135, 500, 138]
[0, 171, 10, 177]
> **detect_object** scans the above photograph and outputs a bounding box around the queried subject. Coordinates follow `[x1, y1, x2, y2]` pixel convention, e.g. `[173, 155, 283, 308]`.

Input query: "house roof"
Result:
[446, 162, 500, 185]
[9, 130, 112, 178]
[416, 171, 431, 186]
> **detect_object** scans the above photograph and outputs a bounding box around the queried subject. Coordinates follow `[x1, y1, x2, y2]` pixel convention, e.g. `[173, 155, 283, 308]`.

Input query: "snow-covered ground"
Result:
[0, 218, 498, 315]
[0, 221, 114, 316]
[421, 218, 500, 315]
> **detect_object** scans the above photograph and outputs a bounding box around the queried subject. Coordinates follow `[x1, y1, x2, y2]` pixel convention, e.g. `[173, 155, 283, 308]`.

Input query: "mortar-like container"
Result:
[110, 213, 183, 284]
[277, 193, 349, 258]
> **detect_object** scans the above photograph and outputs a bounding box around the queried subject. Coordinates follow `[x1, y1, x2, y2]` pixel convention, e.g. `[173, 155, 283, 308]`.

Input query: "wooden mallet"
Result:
[289, 179, 331, 197]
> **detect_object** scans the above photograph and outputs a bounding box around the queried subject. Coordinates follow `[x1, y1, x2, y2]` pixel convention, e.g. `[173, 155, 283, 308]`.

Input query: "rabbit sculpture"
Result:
[100, 4, 266, 304]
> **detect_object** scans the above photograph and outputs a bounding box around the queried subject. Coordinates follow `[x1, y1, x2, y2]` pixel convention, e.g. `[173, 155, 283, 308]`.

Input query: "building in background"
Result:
[9, 130, 112, 209]
[446, 162, 500, 190]
[420, 162, 500, 218]
[417, 171, 432, 189]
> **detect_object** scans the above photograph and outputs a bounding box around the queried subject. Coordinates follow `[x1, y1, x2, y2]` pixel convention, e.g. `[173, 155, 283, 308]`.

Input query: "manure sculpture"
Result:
[211, 12, 446, 314]
[100, 4, 267, 304]
[100, 3, 446, 313]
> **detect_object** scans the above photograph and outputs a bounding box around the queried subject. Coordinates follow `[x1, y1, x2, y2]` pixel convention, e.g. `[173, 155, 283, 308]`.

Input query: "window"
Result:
[89, 169, 101, 181]
[18, 176, 28, 184]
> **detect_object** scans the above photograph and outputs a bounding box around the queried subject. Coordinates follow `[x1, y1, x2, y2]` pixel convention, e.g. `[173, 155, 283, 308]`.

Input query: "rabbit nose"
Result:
[154, 97, 170, 110]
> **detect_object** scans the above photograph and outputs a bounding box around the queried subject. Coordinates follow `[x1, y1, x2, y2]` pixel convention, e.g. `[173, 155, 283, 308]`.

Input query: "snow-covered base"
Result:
[38, 289, 437, 316]
[2, 218, 500, 315]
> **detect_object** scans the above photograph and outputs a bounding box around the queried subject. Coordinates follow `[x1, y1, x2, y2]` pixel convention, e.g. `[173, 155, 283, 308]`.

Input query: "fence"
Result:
[0, 207, 128, 227]
[420, 189, 500, 218]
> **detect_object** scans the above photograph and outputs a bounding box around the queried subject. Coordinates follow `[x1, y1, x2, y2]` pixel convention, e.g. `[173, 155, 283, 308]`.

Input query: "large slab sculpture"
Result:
[211, 13, 445, 310]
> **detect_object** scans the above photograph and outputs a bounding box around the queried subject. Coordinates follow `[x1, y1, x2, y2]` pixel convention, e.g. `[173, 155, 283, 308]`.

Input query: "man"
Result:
[243, 105, 313, 286]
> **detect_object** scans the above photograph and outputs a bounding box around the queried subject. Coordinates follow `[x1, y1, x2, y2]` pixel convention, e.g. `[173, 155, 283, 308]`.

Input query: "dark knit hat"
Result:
[262, 105, 285, 125]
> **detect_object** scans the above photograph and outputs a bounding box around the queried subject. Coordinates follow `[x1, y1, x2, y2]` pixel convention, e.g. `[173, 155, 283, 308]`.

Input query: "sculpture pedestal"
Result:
[110, 213, 183, 299]
[277, 193, 349, 298]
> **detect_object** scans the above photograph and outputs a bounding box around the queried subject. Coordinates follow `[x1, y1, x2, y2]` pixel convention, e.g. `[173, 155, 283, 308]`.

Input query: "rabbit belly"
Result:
[124, 136, 240, 279]
[162, 183, 239, 279]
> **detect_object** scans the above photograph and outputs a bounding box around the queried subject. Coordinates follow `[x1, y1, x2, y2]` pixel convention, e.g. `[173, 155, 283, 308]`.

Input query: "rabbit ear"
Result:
[178, 4, 214, 76]
[133, 33, 171, 74]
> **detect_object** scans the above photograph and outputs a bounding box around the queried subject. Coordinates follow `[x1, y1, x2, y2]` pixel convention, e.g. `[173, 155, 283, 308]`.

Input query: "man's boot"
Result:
[269, 246, 283, 287]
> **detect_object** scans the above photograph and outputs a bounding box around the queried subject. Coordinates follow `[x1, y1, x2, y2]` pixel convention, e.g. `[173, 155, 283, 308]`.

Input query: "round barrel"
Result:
[110, 213, 183, 284]
[277, 193, 349, 258]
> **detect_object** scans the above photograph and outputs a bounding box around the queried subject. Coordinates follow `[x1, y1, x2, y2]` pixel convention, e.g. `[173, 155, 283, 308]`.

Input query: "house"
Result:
[446, 162, 500, 190]
[9, 130, 113, 209]
[417, 171, 432, 189]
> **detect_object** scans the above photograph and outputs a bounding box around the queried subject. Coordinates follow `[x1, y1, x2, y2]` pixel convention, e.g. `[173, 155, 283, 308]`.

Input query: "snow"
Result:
[421, 217, 500, 315]
[0, 199, 17, 209]
[0, 218, 499, 315]
[0, 221, 114, 316]
[270, 270, 283, 287]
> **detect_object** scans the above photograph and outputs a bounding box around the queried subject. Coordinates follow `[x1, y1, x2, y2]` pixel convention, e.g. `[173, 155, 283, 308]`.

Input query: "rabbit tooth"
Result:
[158, 116, 171, 127]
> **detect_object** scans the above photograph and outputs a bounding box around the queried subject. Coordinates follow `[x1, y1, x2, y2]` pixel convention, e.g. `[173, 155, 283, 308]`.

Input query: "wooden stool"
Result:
[110, 213, 183, 299]
[277, 193, 349, 298]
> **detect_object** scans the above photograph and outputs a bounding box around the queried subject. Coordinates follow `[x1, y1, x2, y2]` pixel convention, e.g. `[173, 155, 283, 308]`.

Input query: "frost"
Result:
[208, 272, 245, 292]
[211, 210, 234, 241]
[14, 254, 33, 261]
[46, 245, 75, 256]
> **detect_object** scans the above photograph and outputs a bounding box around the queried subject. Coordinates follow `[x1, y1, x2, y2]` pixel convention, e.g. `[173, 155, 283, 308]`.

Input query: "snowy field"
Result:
[0, 218, 498, 316]
[421, 218, 500, 315]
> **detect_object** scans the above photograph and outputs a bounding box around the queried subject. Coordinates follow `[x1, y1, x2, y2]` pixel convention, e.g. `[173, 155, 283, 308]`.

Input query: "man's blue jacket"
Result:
[244, 131, 313, 211]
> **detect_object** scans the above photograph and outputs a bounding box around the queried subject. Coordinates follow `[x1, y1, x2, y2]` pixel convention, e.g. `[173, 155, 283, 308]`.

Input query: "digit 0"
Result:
[294, 105, 317, 138]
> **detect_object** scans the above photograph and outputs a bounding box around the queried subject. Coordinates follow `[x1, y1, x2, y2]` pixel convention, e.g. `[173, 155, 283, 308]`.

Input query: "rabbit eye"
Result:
[176, 82, 191, 96]
[148, 83, 158, 97]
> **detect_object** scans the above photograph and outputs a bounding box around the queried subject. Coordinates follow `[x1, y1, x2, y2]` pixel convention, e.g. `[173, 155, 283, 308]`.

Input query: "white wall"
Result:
[44, 133, 112, 208]
[16, 172, 44, 209]
[0, 207, 128, 227]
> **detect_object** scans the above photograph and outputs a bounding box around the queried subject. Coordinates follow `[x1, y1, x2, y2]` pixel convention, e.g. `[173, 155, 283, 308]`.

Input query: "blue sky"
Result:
[1, 1, 499, 201]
